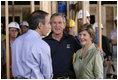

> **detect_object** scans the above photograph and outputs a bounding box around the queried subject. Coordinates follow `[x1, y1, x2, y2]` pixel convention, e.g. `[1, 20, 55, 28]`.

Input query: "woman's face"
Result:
[79, 30, 92, 47]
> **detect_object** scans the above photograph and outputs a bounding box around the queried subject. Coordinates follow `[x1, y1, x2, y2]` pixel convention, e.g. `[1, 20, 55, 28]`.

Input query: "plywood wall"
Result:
[90, 4, 117, 38]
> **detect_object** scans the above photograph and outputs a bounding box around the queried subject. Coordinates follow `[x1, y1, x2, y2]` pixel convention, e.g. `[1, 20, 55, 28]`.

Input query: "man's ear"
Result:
[63, 23, 66, 29]
[37, 22, 42, 29]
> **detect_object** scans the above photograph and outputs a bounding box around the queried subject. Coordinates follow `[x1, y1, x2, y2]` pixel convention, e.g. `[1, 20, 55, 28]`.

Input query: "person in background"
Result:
[73, 23, 103, 79]
[9, 22, 20, 78]
[43, 13, 82, 79]
[1, 23, 6, 41]
[65, 19, 76, 36]
[1, 38, 6, 78]
[1, 23, 6, 78]
[20, 21, 29, 35]
[9, 22, 20, 47]
[102, 35, 112, 79]
[1, 22, 20, 79]
[11, 10, 53, 79]
[93, 22, 112, 78]
[77, 10, 90, 25]
[65, 19, 81, 63]
[109, 16, 117, 79]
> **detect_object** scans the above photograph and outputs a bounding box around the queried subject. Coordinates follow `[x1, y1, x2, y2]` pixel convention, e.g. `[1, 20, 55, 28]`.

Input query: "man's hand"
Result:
[111, 38, 117, 45]
[104, 61, 110, 67]
[94, 44, 103, 54]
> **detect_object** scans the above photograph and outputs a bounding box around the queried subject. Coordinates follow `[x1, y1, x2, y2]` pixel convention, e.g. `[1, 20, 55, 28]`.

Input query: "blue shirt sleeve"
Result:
[94, 27, 98, 46]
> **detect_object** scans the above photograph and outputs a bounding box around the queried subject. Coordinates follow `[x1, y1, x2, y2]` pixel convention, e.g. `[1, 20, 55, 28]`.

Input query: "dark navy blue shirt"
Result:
[43, 32, 82, 73]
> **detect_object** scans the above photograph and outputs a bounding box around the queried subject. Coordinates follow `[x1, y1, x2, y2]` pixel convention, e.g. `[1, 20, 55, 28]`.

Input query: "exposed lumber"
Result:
[51, 1, 57, 15]
[40, 1, 51, 16]
[5, 1, 10, 79]
[12, 1, 15, 21]
[31, 1, 35, 13]
[82, 1, 86, 24]
[98, 1, 102, 48]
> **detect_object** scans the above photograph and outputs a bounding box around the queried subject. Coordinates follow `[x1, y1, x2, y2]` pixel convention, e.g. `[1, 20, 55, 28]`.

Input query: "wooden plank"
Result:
[106, 6, 114, 38]
[5, 1, 10, 79]
[51, 1, 57, 15]
[98, 1, 102, 48]
[40, 1, 51, 16]
[82, 1, 86, 24]
[67, 1, 69, 19]
[12, 1, 15, 21]
[31, 1, 35, 13]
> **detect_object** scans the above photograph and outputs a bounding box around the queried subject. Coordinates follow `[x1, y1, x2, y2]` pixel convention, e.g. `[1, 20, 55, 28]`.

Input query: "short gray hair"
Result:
[50, 13, 66, 24]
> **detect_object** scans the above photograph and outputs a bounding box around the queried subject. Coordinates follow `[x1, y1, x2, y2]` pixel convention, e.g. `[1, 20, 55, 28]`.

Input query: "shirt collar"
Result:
[28, 29, 41, 39]
[87, 43, 95, 51]
[47, 31, 69, 40]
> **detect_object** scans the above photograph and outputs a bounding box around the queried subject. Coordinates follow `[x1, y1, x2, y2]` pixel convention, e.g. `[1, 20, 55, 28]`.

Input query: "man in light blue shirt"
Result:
[11, 10, 53, 79]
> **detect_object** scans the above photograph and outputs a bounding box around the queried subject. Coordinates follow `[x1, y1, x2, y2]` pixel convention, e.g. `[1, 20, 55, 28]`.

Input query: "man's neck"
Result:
[52, 33, 63, 41]
[10, 37, 16, 41]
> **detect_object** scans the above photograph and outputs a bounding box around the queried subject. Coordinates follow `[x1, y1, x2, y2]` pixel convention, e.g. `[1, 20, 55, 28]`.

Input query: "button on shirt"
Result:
[12, 30, 53, 79]
[43, 32, 82, 73]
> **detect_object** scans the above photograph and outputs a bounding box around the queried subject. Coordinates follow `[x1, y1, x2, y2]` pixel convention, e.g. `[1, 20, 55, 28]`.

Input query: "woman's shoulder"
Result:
[88, 44, 101, 55]
[76, 48, 82, 56]
[91, 45, 103, 59]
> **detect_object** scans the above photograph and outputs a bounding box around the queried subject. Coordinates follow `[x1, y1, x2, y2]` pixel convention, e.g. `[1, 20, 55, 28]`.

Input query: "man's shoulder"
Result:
[43, 36, 49, 40]
[64, 32, 76, 40]
[111, 29, 117, 33]
[102, 35, 109, 40]
[43, 32, 52, 41]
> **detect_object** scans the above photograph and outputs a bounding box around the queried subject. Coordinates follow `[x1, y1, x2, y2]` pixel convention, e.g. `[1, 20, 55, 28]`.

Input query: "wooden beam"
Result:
[5, 1, 10, 79]
[82, 1, 86, 24]
[40, 1, 51, 16]
[67, 1, 70, 19]
[31, 1, 35, 13]
[51, 1, 57, 15]
[12, 1, 15, 21]
[98, 1, 102, 48]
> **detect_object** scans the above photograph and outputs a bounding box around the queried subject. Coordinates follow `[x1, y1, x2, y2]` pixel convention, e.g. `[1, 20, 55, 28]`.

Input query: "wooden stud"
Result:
[40, 1, 51, 16]
[67, 1, 70, 19]
[12, 1, 15, 21]
[51, 1, 58, 15]
[98, 1, 102, 48]
[31, 1, 35, 13]
[82, 1, 86, 24]
[5, 1, 10, 79]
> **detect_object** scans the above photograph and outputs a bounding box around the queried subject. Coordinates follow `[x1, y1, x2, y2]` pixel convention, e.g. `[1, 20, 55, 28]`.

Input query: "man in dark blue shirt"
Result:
[43, 13, 82, 79]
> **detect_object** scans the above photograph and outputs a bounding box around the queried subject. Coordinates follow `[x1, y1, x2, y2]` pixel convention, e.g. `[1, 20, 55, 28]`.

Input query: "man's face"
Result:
[78, 17, 90, 27]
[9, 28, 19, 38]
[51, 16, 66, 35]
[40, 15, 51, 36]
[87, 17, 90, 23]
[21, 26, 28, 34]
[68, 27, 75, 35]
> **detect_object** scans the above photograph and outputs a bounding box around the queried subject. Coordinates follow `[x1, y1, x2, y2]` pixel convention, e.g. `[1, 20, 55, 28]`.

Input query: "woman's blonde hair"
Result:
[79, 23, 96, 43]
